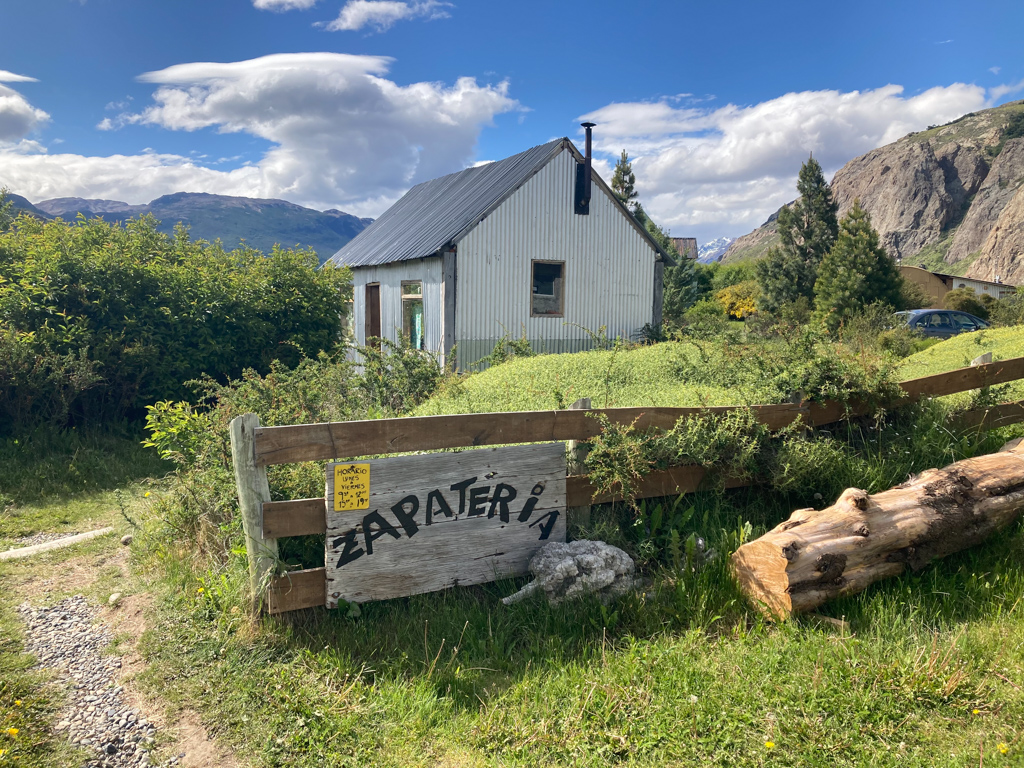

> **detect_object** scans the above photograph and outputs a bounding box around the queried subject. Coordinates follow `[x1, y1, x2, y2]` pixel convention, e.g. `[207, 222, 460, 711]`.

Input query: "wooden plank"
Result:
[267, 568, 326, 614]
[955, 400, 1024, 431]
[229, 414, 278, 608]
[263, 498, 326, 538]
[325, 444, 566, 605]
[254, 402, 809, 465]
[567, 465, 752, 505]
[899, 356, 1024, 400]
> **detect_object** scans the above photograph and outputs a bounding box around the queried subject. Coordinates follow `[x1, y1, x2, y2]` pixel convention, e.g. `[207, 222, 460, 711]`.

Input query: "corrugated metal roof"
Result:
[327, 139, 565, 268]
[327, 138, 672, 269]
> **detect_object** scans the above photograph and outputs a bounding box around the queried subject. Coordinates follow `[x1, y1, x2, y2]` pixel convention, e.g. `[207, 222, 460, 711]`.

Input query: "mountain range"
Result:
[720, 100, 1024, 284]
[697, 237, 734, 263]
[5, 192, 372, 264]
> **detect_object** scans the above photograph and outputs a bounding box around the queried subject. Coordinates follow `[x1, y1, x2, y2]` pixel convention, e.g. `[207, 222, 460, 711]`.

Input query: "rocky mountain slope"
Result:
[28, 193, 372, 264]
[721, 100, 1024, 283]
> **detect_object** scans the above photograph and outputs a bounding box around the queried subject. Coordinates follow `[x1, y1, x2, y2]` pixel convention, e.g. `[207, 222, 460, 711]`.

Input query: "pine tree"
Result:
[756, 156, 839, 312]
[813, 200, 902, 332]
[611, 150, 638, 209]
[633, 203, 698, 327]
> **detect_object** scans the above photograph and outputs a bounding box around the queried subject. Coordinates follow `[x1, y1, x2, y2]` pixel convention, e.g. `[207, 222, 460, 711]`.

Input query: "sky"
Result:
[1, 0, 1023, 245]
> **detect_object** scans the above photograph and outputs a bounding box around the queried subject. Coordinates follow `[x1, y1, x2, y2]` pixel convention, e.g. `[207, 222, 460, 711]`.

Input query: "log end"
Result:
[730, 540, 794, 621]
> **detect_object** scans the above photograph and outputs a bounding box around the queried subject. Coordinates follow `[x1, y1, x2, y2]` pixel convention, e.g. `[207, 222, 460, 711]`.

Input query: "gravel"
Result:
[17, 596, 182, 768]
[10, 531, 82, 548]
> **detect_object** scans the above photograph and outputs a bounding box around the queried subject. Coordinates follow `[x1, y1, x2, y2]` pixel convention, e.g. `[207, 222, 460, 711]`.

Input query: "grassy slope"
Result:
[416, 342, 783, 415]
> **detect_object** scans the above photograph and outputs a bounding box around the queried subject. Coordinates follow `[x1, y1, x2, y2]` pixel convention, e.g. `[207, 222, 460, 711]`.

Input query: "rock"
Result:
[966, 181, 1024, 284]
[120, 534, 133, 546]
[108, 593, 122, 607]
[502, 540, 638, 606]
[950, 138, 1024, 266]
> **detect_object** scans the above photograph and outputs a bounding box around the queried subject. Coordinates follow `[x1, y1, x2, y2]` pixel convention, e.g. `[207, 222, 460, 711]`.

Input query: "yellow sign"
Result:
[333, 463, 370, 511]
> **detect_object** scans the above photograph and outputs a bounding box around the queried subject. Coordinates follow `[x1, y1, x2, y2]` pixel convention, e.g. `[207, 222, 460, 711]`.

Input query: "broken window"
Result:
[531, 261, 564, 316]
[402, 281, 425, 350]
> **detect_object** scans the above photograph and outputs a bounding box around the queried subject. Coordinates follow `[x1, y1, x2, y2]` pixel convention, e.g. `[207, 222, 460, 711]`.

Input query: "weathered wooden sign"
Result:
[325, 443, 566, 606]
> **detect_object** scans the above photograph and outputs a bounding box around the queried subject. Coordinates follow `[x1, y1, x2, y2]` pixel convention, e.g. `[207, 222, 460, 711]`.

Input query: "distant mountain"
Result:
[719, 100, 1024, 283]
[697, 237, 734, 263]
[33, 192, 373, 264]
[4, 192, 53, 220]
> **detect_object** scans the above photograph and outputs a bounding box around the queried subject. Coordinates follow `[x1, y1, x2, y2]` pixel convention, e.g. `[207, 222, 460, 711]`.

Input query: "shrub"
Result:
[0, 214, 352, 427]
[715, 280, 760, 319]
[943, 287, 989, 319]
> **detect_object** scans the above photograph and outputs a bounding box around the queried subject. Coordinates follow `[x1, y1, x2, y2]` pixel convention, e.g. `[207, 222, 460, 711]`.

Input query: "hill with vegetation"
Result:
[30, 192, 372, 264]
[721, 100, 1024, 282]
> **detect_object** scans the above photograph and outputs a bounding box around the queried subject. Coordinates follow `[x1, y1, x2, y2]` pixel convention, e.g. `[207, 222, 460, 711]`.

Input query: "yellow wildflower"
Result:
[0, 749, 6, 757]
[6, 728, 17, 737]
[973, 709, 980, 715]
[765, 741, 775, 750]
[998, 743, 1009, 755]
[144, 492, 151, 498]
[197, 587, 205, 595]
[13, 700, 21, 707]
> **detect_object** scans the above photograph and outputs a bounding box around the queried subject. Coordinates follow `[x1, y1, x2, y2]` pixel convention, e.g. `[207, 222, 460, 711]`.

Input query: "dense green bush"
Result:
[0, 214, 351, 431]
[943, 287, 990, 319]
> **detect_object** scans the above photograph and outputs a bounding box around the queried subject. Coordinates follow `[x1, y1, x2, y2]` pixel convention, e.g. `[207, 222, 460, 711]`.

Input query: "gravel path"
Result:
[17, 596, 181, 768]
[10, 531, 82, 547]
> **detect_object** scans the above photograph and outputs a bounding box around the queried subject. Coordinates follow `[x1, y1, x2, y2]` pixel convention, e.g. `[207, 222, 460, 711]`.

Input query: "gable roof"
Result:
[327, 138, 672, 269]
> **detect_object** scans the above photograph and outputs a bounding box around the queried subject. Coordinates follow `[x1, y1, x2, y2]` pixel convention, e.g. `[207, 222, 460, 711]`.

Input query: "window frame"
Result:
[530, 259, 566, 318]
[401, 279, 426, 350]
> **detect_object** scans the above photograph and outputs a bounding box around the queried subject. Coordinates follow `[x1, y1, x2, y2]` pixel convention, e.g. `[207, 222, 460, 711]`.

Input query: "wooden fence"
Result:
[230, 356, 1024, 614]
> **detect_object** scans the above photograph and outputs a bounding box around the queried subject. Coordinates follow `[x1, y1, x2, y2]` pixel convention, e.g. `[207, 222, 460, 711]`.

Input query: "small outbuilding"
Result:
[327, 127, 672, 369]
[898, 265, 1016, 308]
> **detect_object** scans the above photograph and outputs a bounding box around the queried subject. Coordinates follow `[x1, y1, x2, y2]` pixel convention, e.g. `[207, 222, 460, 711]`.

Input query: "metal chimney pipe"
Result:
[581, 122, 595, 205]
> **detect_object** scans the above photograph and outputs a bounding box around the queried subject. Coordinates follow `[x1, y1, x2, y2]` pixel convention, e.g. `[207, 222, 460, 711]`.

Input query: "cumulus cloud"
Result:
[989, 78, 1024, 101]
[0, 52, 517, 214]
[323, 0, 452, 32]
[253, 0, 318, 10]
[0, 83, 50, 144]
[0, 70, 39, 83]
[581, 83, 990, 241]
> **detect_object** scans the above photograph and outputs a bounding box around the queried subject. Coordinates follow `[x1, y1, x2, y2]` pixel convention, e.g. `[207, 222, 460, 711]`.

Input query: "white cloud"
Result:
[0, 83, 50, 143]
[990, 66, 1002, 75]
[0, 70, 39, 83]
[0, 53, 517, 214]
[989, 78, 1024, 101]
[323, 0, 452, 32]
[581, 83, 990, 240]
[253, 0, 318, 10]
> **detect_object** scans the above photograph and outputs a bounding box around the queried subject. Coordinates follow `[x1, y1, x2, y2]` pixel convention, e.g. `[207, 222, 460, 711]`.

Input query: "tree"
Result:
[0, 189, 13, 232]
[610, 150, 638, 209]
[756, 156, 839, 312]
[632, 203, 699, 327]
[813, 200, 902, 332]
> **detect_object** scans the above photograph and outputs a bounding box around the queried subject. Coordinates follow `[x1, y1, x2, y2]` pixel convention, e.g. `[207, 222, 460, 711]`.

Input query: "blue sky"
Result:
[1, 0, 1022, 243]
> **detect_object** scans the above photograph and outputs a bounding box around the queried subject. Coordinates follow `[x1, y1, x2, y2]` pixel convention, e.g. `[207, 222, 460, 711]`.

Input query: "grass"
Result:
[416, 342, 789, 415]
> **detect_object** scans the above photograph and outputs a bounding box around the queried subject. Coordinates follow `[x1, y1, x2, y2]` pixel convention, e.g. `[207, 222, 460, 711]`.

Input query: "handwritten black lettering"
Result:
[529, 510, 560, 540]
[390, 495, 420, 538]
[468, 485, 491, 516]
[487, 483, 518, 522]
[333, 529, 365, 568]
[517, 496, 539, 522]
[362, 510, 401, 555]
[531, 482, 546, 496]
[449, 477, 477, 516]
[425, 489, 453, 524]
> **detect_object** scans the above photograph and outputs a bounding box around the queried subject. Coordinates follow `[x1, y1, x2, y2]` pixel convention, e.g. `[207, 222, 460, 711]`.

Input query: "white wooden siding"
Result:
[455, 147, 657, 365]
[352, 258, 444, 353]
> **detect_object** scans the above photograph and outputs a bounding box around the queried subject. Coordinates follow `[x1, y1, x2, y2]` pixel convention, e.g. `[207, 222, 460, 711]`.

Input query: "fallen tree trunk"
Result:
[730, 440, 1024, 620]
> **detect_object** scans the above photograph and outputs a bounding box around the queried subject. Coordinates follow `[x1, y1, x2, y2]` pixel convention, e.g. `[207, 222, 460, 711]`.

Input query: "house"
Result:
[326, 126, 673, 370]
[898, 265, 1016, 308]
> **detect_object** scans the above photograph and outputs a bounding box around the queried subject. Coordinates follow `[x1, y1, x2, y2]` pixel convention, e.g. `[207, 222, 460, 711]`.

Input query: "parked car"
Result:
[894, 309, 990, 338]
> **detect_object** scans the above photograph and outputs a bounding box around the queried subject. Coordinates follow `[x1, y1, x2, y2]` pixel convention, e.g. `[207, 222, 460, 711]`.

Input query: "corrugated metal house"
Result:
[326, 129, 672, 369]
[898, 265, 1015, 308]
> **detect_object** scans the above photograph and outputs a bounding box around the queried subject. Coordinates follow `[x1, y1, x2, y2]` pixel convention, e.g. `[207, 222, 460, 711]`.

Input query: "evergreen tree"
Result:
[813, 200, 902, 332]
[756, 156, 839, 312]
[633, 203, 699, 327]
[610, 150, 638, 209]
[0, 189, 12, 232]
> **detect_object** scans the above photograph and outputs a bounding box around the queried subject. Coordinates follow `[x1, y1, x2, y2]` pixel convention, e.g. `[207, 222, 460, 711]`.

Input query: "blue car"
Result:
[895, 309, 990, 338]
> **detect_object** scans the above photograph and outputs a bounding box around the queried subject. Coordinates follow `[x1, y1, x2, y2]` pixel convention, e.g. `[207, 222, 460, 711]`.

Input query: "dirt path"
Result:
[9, 539, 243, 768]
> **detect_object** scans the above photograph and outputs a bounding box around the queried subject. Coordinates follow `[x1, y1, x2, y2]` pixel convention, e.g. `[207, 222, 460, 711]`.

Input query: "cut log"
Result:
[730, 441, 1024, 620]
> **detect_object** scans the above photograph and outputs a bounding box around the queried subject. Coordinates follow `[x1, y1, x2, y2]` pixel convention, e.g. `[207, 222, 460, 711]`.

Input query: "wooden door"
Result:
[365, 284, 381, 347]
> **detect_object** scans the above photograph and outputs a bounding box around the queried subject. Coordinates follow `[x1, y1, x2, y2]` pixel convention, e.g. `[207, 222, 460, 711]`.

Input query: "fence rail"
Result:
[232, 355, 1024, 614]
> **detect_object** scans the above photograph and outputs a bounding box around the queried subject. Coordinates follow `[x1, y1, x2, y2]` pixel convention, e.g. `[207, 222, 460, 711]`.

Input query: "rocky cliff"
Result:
[721, 100, 1024, 283]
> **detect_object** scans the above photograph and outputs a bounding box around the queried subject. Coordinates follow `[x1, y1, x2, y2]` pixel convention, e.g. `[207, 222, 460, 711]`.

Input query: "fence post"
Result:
[229, 413, 279, 608]
[566, 397, 592, 529]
